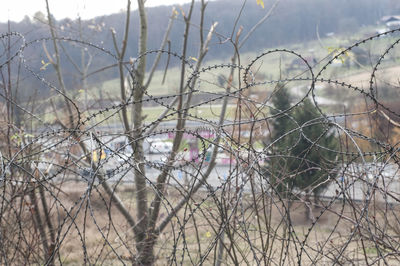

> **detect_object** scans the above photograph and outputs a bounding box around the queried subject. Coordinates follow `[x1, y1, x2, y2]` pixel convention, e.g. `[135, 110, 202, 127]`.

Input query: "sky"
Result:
[1, 0, 193, 23]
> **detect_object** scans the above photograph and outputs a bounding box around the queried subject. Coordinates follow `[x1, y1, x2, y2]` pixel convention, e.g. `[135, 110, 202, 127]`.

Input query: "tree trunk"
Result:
[134, 237, 156, 265]
[304, 190, 314, 223]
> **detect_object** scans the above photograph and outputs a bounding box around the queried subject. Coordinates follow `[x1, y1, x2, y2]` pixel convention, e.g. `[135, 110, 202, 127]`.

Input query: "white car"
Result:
[149, 141, 173, 154]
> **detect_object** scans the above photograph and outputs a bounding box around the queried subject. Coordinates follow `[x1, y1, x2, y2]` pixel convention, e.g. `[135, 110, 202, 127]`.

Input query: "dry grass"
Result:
[4, 180, 400, 265]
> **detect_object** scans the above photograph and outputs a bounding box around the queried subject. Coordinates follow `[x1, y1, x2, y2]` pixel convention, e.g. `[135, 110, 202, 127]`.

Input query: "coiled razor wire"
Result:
[0, 27, 400, 265]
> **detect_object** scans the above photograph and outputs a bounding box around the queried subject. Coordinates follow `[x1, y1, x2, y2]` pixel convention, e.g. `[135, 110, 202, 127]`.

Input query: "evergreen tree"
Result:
[270, 84, 292, 142]
[268, 85, 296, 195]
[269, 87, 338, 203]
[288, 98, 338, 199]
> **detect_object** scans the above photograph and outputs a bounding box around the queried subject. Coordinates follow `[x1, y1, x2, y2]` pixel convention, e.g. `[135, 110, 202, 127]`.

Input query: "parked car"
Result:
[149, 141, 173, 154]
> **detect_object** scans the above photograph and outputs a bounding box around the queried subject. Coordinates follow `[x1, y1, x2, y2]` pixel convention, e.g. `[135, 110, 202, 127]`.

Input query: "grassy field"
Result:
[86, 26, 400, 108]
[32, 26, 400, 128]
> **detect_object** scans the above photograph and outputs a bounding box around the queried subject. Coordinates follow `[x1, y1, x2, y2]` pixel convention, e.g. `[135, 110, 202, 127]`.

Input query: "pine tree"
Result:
[268, 87, 338, 205]
[288, 98, 338, 199]
[270, 84, 292, 142]
[268, 85, 296, 196]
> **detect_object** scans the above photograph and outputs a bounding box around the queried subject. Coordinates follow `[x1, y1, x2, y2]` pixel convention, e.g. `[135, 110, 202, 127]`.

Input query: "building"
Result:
[380, 15, 400, 29]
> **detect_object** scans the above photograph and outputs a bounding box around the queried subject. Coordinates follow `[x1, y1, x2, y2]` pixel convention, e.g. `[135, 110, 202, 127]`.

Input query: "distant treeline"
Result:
[1, 0, 397, 99]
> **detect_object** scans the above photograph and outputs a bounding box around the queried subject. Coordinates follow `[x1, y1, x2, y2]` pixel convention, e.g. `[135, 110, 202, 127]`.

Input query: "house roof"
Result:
[380, 15, 400, 23]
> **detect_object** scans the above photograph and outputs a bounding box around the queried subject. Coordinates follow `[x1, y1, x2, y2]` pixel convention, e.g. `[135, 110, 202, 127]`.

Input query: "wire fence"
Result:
[1, 27, 400, 265]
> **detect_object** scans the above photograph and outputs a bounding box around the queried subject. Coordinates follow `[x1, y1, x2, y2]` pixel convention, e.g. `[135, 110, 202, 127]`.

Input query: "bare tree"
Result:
[6, 1, 400, 266]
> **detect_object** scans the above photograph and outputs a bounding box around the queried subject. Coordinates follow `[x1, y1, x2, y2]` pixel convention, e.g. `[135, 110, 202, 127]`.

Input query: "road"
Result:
[75, 154, 400, 204]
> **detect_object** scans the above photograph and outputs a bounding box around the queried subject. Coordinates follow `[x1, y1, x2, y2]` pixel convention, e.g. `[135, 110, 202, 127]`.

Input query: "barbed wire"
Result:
[1, 27, 400, 265]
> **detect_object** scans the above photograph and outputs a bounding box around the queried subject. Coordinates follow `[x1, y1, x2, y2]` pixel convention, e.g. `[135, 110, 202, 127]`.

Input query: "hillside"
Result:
[0, 0, 398, 101]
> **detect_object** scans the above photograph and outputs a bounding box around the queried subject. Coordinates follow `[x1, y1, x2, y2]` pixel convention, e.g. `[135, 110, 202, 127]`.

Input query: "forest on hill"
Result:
[1, 0, 398, 99]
